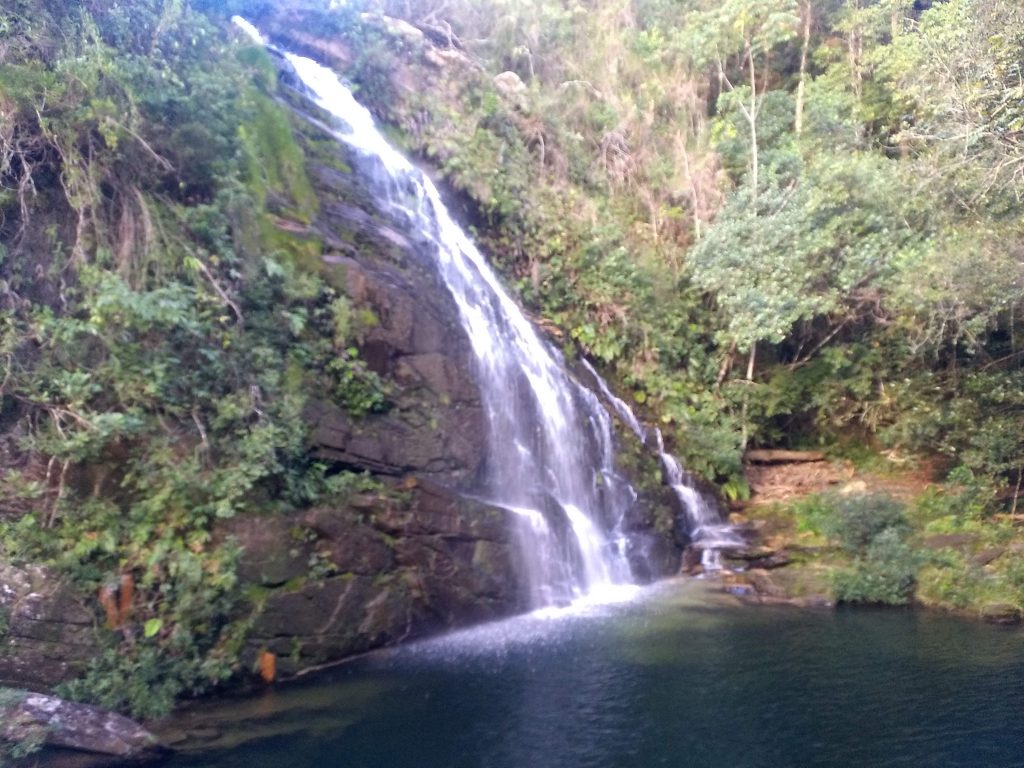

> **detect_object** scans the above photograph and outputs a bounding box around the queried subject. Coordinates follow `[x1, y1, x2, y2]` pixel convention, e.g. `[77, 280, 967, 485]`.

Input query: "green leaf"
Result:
[143, 618, 163, 639]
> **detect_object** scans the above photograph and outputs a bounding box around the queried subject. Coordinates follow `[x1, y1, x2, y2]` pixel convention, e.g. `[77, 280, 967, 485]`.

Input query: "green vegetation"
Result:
[821, 494, 917, 605]
[755, 485, 1024, 613]
[319, 0, 1023, 500]
[2, 0, 1023, 723]
[0, 0, 386, 718]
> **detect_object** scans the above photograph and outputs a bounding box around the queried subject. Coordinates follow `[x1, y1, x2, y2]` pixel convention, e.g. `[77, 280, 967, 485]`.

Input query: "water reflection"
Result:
[161, 581, 1023, 768]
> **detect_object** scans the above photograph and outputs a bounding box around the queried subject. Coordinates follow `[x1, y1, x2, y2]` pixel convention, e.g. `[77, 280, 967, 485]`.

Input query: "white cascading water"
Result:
[654, 429, 744, 570]
[235, 19, 638, 607]
[580, 355, 742, 569]
[579, 359, 648, 442]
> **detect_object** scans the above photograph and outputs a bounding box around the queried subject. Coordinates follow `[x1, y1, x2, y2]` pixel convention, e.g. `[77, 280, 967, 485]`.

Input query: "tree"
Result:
[880, 0, 1024, 210]
[684, 0, 799, 199]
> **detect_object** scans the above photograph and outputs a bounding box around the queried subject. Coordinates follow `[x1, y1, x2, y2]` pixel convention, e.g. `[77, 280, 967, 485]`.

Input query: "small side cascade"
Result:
[654, 430, 745, 571]
[579, 359, 648, 442]
[578, 357, 745, 572]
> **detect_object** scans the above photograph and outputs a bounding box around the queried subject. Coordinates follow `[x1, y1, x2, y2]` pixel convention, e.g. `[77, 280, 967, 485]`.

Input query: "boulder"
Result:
[494, 71, 528, 109]
[0, 689, 163, 760]
[241, 482, 519, 678]
[359, 12, 425, 46]
[970, 547, 1006, 567]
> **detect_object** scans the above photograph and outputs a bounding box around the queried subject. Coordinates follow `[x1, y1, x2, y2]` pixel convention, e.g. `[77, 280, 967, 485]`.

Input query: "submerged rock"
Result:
[980, 603, 1022, 625]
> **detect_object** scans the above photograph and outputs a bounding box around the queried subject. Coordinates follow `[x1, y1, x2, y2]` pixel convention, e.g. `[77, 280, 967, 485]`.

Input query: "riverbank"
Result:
[717, 454, 1024, 625]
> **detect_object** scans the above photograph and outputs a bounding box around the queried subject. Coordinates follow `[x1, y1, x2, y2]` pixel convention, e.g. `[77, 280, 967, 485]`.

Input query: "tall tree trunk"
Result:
[847, 2, 865, 143]
[680, 141, 702, 242]
[747, 42, 759, 201]
[740, 344, 756, 451]
[795, 1, 812, 134]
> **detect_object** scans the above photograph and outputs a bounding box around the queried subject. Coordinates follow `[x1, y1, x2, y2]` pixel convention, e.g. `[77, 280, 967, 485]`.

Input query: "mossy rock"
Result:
[979, 602, 1022, 625]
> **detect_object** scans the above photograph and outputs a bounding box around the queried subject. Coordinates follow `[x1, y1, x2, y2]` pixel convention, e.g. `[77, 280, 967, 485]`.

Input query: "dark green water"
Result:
[163, 581, 1023, 768]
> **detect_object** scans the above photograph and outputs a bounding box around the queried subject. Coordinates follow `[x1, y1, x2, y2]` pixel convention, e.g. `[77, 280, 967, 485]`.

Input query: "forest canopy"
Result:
[316, 0, 1024, 498]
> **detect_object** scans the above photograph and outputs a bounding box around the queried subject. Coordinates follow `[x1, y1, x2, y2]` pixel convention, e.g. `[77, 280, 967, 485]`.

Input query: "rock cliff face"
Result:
[0, 564, 99, 690]
[223, 482, 519, 677]
[0, 16, 685, 698]
[280, 64, 490, 486]
[212, 85, 529, 676]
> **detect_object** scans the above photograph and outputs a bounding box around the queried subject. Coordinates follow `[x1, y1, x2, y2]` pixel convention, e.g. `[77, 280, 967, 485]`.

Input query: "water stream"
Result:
[655, 430, 745, 571]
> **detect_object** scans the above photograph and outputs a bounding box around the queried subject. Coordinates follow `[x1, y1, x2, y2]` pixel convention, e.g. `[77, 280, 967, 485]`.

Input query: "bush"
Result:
[833, 528, 919, 605]
[57, 647, 201, 721]
[790, 493, 832, 536]
[823, 493, 909, 553]
[821, 493, 919, 605]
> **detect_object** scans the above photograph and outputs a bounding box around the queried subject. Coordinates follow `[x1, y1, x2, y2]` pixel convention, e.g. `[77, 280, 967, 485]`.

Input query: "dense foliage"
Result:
[781, 484, 1024, 611]
[0, 0, 384, 718]
[2, 0, 1023, 720]
[305, 0, 1023, 506]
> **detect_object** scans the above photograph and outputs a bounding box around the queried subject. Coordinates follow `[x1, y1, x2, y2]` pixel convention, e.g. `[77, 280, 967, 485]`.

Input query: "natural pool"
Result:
[159, 580, 1023, 768]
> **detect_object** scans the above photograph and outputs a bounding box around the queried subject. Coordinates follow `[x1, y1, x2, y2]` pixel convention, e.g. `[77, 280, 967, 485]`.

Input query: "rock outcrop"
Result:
[291, 100, 488, 487]
[0, 563, 99, 690]
[233, 480, 519, 678]
[0, 688, 163, 762]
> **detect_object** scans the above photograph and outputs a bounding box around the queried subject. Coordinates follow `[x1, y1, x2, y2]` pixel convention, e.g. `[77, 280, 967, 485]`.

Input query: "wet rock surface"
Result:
[294, 110, 488, 486]
[0, 563, 99, 690]
[237, 481, 520, 678]
[0, 689, 163, 761]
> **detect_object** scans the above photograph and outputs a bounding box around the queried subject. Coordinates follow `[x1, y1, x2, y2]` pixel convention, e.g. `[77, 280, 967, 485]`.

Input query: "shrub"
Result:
[833, 529, 919, 605]
[823, 493, 909, 553]
[57, 647, 202, 721]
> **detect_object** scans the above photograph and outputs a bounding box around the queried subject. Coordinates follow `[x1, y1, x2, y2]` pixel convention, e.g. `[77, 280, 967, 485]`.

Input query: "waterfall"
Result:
[237, 20, 639, 607]
[578, 357, 742, 570]
[653, 430, 744, 571]
[236, 17, 741, 600]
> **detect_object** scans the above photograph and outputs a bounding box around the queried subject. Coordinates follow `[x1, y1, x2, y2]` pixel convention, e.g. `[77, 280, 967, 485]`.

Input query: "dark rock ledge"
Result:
[0, 688, 165, 765]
